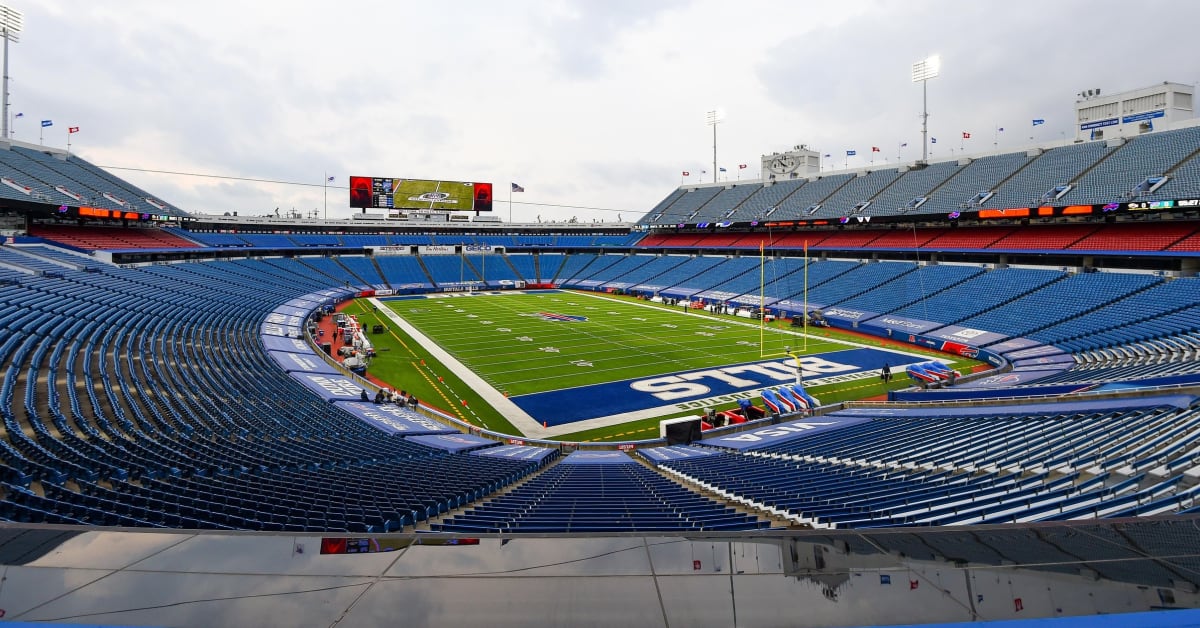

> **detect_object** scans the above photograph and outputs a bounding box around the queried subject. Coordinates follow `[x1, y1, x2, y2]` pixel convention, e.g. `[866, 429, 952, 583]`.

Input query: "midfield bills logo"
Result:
[538, 312, 588, 322]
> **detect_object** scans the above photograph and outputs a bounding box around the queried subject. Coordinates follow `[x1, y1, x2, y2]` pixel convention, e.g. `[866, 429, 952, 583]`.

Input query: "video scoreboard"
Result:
[349, 177, 493, 212]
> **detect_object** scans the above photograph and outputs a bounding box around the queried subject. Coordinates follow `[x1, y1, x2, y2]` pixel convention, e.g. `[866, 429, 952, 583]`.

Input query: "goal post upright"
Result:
[758, 239, 765, 355]
[803, 239, 808, 353]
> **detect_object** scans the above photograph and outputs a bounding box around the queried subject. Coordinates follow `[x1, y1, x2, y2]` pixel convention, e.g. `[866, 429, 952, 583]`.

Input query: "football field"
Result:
[392, 179, 476, 211]
[374, 290, 951, 436]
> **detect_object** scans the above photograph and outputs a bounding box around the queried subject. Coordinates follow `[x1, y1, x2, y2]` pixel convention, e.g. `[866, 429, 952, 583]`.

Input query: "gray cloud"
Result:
[10, 0, 1200, 222]
[540, 0, 693, 79]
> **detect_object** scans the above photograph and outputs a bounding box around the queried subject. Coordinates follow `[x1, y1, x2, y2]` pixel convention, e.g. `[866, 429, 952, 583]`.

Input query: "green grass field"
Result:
[347, 290, 984, 442]
[391, 178, 476, 211]
[387, 291, 847, 396]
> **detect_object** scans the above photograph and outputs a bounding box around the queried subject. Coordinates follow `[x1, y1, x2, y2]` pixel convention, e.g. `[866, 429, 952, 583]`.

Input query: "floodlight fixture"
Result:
[0, 3, 22, 140]
[910, 55, 940, 82]
[911, 55, 941, 163]
[707, 109, 725, 183]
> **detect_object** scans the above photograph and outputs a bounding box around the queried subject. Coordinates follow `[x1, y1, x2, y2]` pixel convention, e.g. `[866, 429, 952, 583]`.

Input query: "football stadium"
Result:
[4, 3, 1200, 626]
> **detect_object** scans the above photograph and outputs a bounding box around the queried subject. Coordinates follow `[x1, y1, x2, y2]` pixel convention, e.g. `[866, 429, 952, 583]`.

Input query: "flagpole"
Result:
[323, 172, 328, 221]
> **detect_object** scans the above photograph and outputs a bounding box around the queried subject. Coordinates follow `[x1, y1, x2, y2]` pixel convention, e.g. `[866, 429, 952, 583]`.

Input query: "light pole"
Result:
[706, 109, 723, 182]
[911, 55, 940, 164]
[0, 4, 23, 140]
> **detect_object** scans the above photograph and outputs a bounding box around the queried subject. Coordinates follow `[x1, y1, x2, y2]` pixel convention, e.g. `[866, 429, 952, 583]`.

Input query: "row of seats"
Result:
[24, 233, 1194, 369]
[638, 221, 1200, 253]
[174, 231, 643, 249]
[0, 146, 187, 216]
[29, 225, 198, 251]
[433, 457, 768, 533]
[12, 241, 1196, 380]
[656, 403, 1200, 528]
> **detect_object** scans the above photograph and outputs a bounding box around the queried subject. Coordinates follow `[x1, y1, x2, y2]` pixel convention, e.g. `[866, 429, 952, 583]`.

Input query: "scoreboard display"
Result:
[349, 177, 493, 212]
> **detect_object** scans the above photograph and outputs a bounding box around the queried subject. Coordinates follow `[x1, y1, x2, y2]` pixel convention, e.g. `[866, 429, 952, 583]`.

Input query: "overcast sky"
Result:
[10, 0, 1200, 222]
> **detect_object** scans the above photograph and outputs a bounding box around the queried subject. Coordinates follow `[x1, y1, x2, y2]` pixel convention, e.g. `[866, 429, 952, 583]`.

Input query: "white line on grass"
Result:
[368, 296, 552, 439]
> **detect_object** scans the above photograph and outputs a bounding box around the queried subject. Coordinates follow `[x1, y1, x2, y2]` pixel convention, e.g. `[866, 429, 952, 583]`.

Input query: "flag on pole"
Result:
[846, 150, 856, 156]
[1032, 119, 1045, 126]
[871, 146, 880, 152]
[997, 127, 1005, 132]
[511, 183, 524, 192]
[738, 164, 747, 169]
[41, 120, 52, 127]
[931, 137, 937, 144]
[682, 171, 690, 176]
[962, 132, 971, 139]
[823, 153, 831, 158]
[719, 167, 727, 172]
[900, 142, 908, 147]
[326, 175, 335, 182]
[13, 112, 22, 119]
[68, 127, 80, 133]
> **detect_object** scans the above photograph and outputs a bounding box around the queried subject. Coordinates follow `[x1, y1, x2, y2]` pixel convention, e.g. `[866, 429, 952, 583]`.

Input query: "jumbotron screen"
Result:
[349, 177, 493, 211]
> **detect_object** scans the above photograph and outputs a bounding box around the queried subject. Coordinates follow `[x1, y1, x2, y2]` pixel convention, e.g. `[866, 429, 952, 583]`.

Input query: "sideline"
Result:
[368, 297, 552, 438]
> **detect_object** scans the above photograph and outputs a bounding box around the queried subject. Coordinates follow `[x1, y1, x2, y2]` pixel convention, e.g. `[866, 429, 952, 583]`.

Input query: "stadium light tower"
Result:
[911, 55, 940, 164]
[706, 109, 724, 183]
[0, 4, 22, 141]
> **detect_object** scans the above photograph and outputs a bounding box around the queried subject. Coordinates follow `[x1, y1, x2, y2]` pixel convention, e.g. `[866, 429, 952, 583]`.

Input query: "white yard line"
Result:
[566, 289, 927, 356]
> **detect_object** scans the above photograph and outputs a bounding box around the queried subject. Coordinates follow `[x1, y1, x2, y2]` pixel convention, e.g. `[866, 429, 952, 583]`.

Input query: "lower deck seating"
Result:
[433, 455, 768, 533]
[29, 224, 200, 250]
[1, 243, 1198, 533]
[659, 403, 1200, 528]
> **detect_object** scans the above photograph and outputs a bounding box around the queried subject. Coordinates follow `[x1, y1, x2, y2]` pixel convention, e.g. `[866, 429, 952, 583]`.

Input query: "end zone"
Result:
[509, 347, 936, 430]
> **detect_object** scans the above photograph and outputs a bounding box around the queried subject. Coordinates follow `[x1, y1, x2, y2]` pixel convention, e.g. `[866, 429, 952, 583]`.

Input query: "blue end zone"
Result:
[510, 347, 923, 427]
